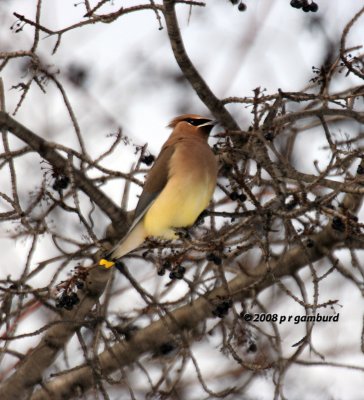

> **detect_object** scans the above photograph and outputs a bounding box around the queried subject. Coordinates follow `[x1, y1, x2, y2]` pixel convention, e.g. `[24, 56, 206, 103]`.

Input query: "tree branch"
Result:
[30, 223, 347, 400]
[0, 266, 112, 400]
[0, 111, 126, 228]
[162, 0, 240, 131]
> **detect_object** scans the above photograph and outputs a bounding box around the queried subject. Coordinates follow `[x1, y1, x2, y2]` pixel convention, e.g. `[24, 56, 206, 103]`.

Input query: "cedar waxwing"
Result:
[100, 114, 218, 267]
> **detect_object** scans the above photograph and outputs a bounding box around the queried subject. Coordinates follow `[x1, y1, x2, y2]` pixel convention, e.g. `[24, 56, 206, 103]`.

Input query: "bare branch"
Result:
[0, 111, 126, 227]
[163, 0, 240, 130]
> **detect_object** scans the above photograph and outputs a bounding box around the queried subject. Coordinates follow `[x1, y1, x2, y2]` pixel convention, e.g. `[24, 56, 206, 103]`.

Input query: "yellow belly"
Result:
[143, 174, 214, 239]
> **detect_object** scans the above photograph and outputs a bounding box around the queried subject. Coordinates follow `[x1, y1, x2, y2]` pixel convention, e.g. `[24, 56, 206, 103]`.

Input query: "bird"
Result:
[99, 114, 218, 268]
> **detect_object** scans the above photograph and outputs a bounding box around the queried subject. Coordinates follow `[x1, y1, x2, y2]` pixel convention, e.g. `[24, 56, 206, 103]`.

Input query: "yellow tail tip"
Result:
[99, 259, 115, 268]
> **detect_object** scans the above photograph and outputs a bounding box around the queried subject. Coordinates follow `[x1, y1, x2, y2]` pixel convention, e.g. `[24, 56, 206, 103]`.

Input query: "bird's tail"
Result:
[99, 222, 146, 268]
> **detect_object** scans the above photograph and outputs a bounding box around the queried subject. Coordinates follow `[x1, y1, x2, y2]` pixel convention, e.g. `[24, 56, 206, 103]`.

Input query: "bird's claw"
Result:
[174, 227, 191, 239]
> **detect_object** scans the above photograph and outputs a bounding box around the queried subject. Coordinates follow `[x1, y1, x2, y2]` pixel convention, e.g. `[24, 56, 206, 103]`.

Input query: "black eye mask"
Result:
[184, 118, 212, 126]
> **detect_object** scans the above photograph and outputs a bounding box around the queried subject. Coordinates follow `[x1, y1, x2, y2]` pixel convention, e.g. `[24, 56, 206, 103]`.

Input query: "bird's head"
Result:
[168, 114, 218, 138]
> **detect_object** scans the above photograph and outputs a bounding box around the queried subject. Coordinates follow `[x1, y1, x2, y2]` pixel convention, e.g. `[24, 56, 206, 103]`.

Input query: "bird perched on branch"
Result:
[100, 114, 218, 268]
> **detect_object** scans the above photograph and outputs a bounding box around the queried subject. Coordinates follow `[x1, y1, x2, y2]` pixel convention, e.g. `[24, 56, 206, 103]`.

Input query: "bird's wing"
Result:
[105, 144, 176, 260]
[126, 144, 176, 234]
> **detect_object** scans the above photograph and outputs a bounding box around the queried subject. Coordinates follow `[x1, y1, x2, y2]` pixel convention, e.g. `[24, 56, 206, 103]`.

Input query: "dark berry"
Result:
[212, 307, 224, 318]
[52, 176, 70, 191]
[212, 299, 232, 318]
[306, 239, 314, 248]
[56, 293, 67, 308]
[310, 2, 318, 12]
[214, 255, 222, 265]
[168, 265, 185, 280]
[357, 164, 364, 175]
[229, 191, 239, 201]
[220, 163, 232, 177]
[159, 342, 175, 355]
[332, 216, 345, 232]
[162, 260, 172, 270]
[238, 193, 247, 202]
[157, 267, 166, 276]
[63, 297, 74, 310]
[55, 299, 64, 308]
[290, 0, 302, 8]
[140, 154, 155, 166]
[238, 2, 247, 11]
[207, 252, 214, 261]
[58, 176, 69, 189]
[230, 0, 239, 4]
[247, 341, 257, 353]
[66, 64, 88, 87]
[70, 292, 79, 305]
[177, 265, 186, 275]
[285, 199, 297, 210]
[302, 4, 311, 12]
[264, 131, 274, 141]
[206, 253, 222, 265]
[76, 280, 84, 289]
[171, 265, 186, 279]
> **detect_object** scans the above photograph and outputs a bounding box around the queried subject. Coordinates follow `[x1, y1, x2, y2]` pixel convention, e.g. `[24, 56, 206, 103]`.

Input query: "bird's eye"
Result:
[184, 118, 211, 126]
[185, 118, 198, 126]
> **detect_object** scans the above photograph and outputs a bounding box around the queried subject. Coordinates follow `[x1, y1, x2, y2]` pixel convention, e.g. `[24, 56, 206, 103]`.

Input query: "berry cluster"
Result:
[246, 340, 258, 353]
[66, 63, 88, 88]
[212, 298, 233, 318]
[264, 131, 275, 141]
[229, 0, 247, 12]
[206, 252, 222, 266]
[169, 265, 186, 280]
[54, 266, 87, 310]
[290, 0, 319, 12]
[56, 291, 80, 310]
[52, 175, 70, 192]
[158, 342, 175, 355]
[157, 260, 171, 276]
[229, 191, 247, 202]
[331, 216, 345, 232]
[157, 259, 186, 280]
[284, 194, 298, 211]
[41, 161, 70, 194]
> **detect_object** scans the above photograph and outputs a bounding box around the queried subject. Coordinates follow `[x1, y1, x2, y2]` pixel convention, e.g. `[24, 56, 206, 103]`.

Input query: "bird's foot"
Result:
[99, 258, 115, 268]
[99, 258, 125, 274]
[173, 227, 191, 239]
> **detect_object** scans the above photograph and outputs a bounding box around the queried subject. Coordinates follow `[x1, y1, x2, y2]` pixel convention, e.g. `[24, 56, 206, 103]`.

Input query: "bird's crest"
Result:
[167, 114, 212, 128]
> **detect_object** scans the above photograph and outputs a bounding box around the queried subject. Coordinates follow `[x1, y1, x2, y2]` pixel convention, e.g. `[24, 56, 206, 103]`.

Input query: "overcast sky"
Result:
[1, 1, 364, 398]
